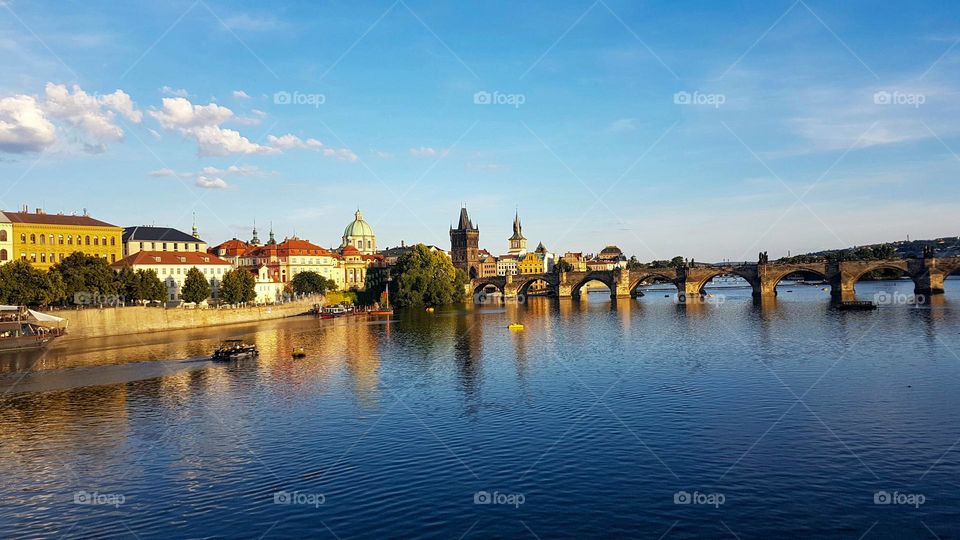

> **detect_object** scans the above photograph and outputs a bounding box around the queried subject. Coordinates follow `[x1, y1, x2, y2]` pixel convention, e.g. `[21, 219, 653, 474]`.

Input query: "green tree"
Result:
[181, 267, 211, 304]
[290, 271, 336, 296]
[554, 259, 574, 273]
[49, 252, 118, 304]
[220, 269, 257, 304]
[0, 260, 63, 306]
[116, 266, 138, 302]
[136, 269, 166, 303]
[392, 244, 467, 308]
[625, 256, 643, 271]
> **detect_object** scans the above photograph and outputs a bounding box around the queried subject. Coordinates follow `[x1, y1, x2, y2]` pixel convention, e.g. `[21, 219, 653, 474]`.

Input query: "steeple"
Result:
[192, 212, 200, 239]
[250, 220, 261, 246]
[457, 207, 476, 231]
[510, 210, 525, 240]
[267, 221, 276, 245]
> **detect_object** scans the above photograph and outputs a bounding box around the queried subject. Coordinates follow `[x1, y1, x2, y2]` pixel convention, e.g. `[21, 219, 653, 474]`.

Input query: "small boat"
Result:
[0, 306, 67, 352]
[508, 323, 524, 331]
[292, 348, 306, 358]
[369, 282, 394, 316]
[837, 301, 877, 311]
[212, 340, 259, 361]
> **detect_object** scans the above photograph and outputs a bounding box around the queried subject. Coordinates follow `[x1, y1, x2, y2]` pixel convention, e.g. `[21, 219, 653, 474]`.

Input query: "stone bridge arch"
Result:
[514, 275, 556, 298]
[833, 259, 916, 301]
[684, 266, 761, 296]
[628, 271, 680, 296]
[570, 271, 616, 299]
[472, 278, 505, 299]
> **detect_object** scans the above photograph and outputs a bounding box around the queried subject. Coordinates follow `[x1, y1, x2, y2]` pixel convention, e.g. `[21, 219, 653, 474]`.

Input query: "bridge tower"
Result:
[450, 207, 481, 279]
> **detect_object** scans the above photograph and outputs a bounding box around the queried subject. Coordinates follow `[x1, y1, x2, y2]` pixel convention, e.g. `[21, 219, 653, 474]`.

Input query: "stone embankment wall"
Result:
[56, 299, 318, 340]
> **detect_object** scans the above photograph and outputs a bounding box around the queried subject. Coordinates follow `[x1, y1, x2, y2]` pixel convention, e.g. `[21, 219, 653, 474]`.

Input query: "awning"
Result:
[28, 309, 66, 325]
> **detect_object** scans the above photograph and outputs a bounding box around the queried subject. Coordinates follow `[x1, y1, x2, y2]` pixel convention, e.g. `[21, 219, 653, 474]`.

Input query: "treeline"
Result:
[0, 252, 339, 307]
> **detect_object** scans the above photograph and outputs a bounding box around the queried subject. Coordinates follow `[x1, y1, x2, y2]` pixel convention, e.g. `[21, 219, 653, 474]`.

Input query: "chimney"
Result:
[35, 208, 43, 215]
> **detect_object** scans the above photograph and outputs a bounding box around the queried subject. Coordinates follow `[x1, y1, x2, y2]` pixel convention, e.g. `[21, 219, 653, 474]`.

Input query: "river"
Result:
[1, 279, 958, 538]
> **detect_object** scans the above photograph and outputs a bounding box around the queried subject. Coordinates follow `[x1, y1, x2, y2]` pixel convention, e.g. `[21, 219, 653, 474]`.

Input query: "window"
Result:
[174, 243, 178, 251]
[101, 237, 106, 246]
[139, 242, 144, 250]
[59, 254, 64, 262]
[67, 236, 73, 245]
[30, 234, 36, 244]
[110, 237, 115, 246]
[30, 253, 36, 262]
[85, 236, 91, 245]
[20, 233, 26, 243]
[162, 243, 167, 250]
[58, 235, 64, 245]
[20, 254, 25, 261]
[94, 237, 99, 246]
[367, 240, 372, 250]
[0, 230, 5, 242]
[49, 235, 54, 244]
[39, 235, 45, 245]
[111, 254, 116, 263]
[0, 249, 6, 261]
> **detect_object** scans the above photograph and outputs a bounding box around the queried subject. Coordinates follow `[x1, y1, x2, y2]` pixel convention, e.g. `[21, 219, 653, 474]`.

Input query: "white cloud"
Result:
[150, 97, 233, 130]
[42, 83, 142, 141]
[148, 168, 181, 177]
[200, 164, 267, 176]
[0, 94, 57, 153]
[234, 109, 266, 126]
[195, 175, 228, 189]
[322, 148, 358, 162]
[409, 146, 438, 157]
[267, 133, 323, 150]
[160, 86, 189, 98]
[232, 90, 251, 100]
[193, 125, 274, 157]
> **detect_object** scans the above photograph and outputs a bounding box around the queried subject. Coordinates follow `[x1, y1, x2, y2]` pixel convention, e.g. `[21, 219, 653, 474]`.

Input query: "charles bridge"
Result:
[471, 257, 960, 303]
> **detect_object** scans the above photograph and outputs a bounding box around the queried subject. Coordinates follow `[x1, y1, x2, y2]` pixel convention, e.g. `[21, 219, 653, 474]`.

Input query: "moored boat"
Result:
[0, 306, 67, 352]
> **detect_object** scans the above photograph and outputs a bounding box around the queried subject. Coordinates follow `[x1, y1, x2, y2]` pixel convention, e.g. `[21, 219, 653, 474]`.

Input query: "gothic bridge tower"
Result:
[450, 207, 481, 278]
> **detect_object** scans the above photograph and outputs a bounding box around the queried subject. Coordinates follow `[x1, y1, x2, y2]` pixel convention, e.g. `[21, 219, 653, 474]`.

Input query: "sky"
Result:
[0, 0, 958, 262]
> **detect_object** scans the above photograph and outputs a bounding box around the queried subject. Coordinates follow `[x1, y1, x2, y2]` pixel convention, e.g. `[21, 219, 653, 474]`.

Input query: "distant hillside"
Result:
[809, 236, 960, 259]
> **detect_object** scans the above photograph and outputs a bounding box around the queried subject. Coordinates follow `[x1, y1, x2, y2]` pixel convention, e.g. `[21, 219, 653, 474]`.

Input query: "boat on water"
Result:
[369, 281, 394, 317]
[837, 301, 877, 311]
[0, 306, 67, 352]
[212, 340, 259, 361]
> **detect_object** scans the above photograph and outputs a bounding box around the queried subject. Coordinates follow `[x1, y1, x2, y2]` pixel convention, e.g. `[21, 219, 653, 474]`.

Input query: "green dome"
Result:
[343, 210, 374, 238]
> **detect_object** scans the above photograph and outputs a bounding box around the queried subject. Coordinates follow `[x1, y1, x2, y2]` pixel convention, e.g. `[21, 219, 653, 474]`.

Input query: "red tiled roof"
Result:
[3, 211, 120, 228]
[210, 238, 252, 256]
[111, 250, 232, 268]
[245, 237, 334, 258]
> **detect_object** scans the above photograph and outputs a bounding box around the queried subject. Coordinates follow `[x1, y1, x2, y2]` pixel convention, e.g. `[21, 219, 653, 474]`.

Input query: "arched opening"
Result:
[571, 277, 612, 300]
[771, 269, 829, 299]
[630, 273, 679, 298]
[469, 266, 479, 279]
[702, 272, 753, 293]
[472, 281, 504, 304]
[517, 278, 553, 299]
[0, 230, 6, 242]
[946, 267, 960, 296]
[0, 249, 7, 261]
[849, 264, 915, 303]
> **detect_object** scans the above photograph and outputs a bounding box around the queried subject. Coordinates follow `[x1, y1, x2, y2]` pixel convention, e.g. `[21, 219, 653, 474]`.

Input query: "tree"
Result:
[136, 269, 166, 303]
[392, 244, 467, 308]
[625, 256, 643, 271]
[49, 252, 118, 304]
[181, 267, 211, 304]
[0, 260, 63, 306]
[220, 269, 257, 304]
[116, 266, 138, 302]
[290, 271, 336, 296]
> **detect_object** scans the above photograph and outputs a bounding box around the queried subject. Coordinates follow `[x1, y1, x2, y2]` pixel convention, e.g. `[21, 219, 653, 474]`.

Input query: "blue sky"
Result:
[1, 0, 958, 262]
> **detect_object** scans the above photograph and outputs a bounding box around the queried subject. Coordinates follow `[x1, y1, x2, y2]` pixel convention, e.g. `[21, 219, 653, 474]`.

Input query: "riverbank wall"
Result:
[55, 298, 319, 341]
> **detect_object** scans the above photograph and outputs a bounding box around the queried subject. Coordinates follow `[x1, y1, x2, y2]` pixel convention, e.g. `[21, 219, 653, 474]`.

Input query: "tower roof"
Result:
[343, 209, 375, 238]
[456, 207, 476, 230]
[509, 211, 525, 240]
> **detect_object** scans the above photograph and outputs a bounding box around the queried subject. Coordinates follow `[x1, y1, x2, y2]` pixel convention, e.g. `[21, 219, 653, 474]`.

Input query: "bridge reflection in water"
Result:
[472, 257, 960, 303]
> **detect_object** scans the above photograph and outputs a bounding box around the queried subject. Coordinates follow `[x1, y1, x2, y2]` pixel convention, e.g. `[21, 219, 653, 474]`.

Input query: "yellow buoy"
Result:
[508, 323, 524, 331]
[425, 307, 435, 313]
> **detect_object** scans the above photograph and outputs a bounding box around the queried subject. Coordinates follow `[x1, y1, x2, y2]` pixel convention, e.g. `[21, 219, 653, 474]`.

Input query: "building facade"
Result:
[496, 255, 518, 276]
[342, 209, 377, 255]
[5, 208, 123, 270]
[561, 252, 587, 272]
[122, 226, 207, 257]
[449, 207, 481, 278]
[209, 238, 253, 266]
[0, 214, 11, 265]
[239, 237, 344, 288]
[517, 252, 545, 274]
[111, 251, 232, 304]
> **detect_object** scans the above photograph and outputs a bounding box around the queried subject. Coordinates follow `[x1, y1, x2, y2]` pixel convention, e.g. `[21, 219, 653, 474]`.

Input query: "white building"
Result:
[122, 226, 208, 257]
[112, 251, 232, 305]
[497, 255, 519, 276]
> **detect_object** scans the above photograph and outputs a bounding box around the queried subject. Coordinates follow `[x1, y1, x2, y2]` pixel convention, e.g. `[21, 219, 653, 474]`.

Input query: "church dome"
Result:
[343, 210, 374, 238]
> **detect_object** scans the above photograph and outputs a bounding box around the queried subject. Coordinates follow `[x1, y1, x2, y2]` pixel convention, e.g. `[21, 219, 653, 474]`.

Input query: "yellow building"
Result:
[517, 252, 545, 275]
[4, 209, 123, 270]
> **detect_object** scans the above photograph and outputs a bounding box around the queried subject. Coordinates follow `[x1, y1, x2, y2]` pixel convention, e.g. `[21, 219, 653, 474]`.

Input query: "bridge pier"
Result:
[915, 259, 946, 296]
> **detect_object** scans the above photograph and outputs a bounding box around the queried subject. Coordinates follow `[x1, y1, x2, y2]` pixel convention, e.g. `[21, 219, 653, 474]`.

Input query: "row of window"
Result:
[156, 267, 225, 276]
[137, 242, 201, 252]
[20, 253, 117, 264]
[16, 233, 116, 247]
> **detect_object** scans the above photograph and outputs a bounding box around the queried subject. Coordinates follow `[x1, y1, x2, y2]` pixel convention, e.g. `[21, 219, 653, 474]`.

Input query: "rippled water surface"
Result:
[2, 279, 959, 539]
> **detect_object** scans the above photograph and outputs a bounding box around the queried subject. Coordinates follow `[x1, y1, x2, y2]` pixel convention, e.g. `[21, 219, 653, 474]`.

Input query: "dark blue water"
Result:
[1, 279, 959, 539]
